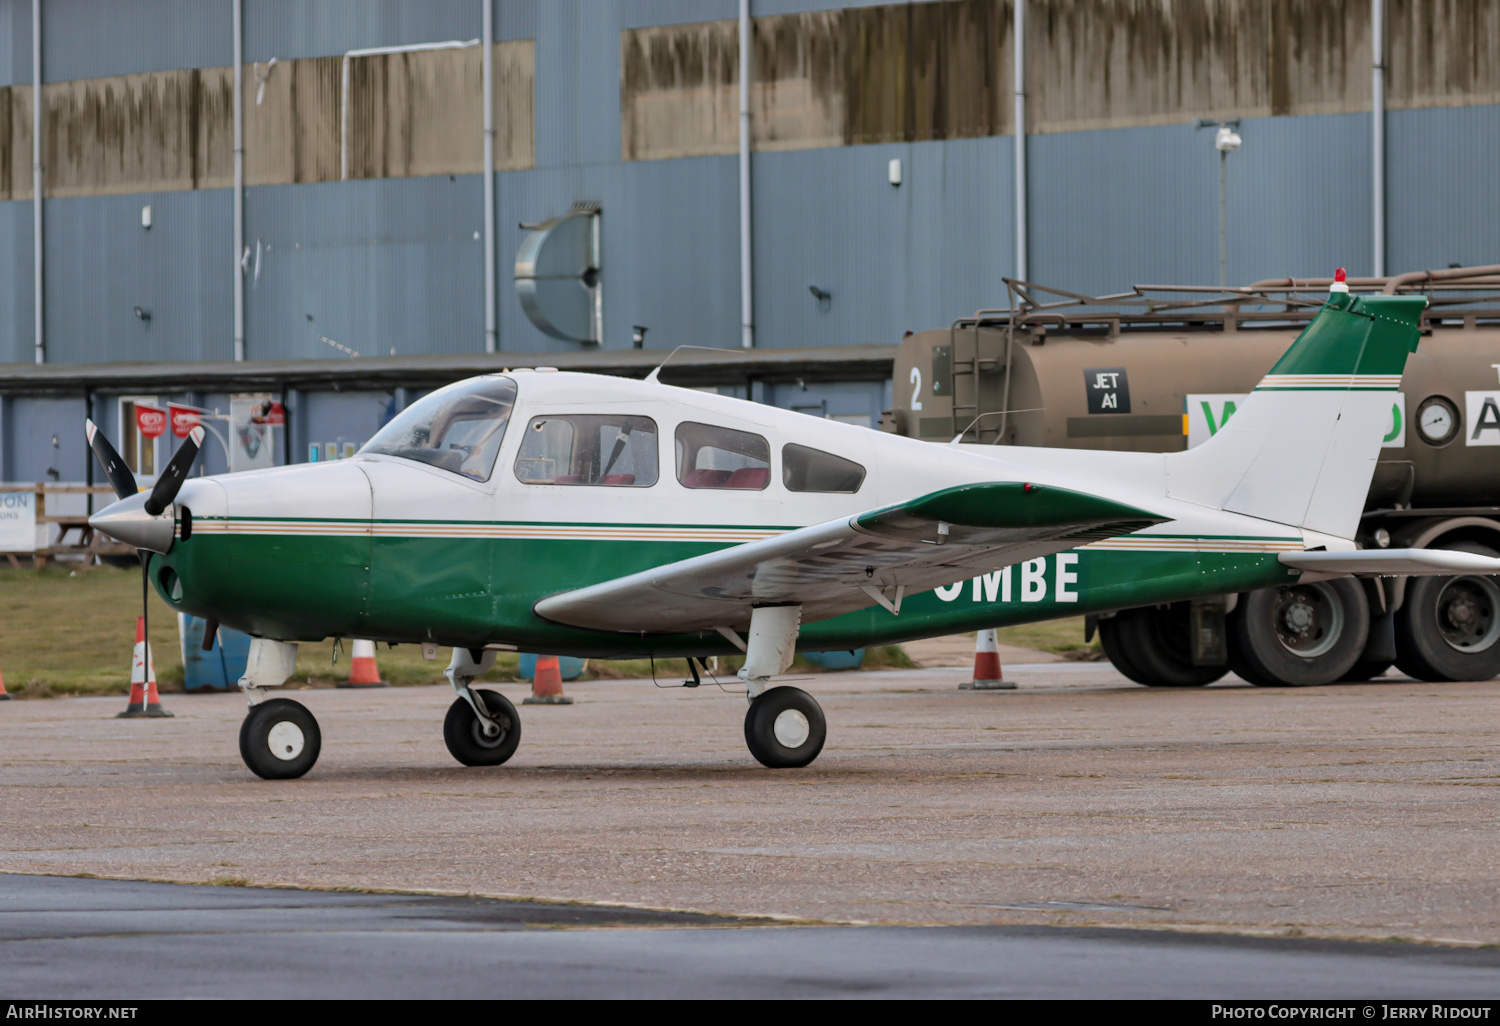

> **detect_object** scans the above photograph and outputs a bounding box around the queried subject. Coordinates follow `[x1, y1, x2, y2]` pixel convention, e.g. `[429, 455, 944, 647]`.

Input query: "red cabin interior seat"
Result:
[724, 467, 768, 489]
[599, 473, 636, 486]
[682, 468, 732, 488]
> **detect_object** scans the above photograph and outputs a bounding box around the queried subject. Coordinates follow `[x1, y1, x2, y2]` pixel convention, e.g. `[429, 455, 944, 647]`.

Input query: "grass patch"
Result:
[0, 564, 915, 698]
[996, 616, 1103, 660]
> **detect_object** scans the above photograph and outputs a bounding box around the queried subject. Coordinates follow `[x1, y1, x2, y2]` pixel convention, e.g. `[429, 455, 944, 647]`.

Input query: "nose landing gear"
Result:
[239, 698, 322, 780]
[443, 646, 522, 767]
[443, 689, 522, 766]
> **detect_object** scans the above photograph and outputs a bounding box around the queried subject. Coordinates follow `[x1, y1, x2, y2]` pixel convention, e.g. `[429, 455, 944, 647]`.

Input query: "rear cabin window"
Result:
[782, 443, 866, 493]
[514, 415, 659, 487]
[675, 422, 770, 490]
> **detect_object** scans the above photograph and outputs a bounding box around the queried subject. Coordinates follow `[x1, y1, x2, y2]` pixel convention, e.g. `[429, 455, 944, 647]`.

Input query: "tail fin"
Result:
[1165, 289, 1425, 539]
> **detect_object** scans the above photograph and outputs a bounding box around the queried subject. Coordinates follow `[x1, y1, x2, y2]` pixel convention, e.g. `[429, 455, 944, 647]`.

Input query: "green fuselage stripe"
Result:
[157, 521, 1300, 657]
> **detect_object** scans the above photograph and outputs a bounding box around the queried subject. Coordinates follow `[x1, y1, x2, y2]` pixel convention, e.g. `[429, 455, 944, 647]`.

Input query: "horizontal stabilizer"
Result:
[535, 481, 1166, 634]
[1280, 549, 1500, 577]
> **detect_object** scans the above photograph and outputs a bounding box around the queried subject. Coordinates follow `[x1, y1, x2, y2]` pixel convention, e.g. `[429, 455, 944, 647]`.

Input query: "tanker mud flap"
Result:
[1190, 596, 1229, 667]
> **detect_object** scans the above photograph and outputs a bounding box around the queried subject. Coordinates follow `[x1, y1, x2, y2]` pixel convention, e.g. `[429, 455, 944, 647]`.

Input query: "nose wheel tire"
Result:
[744, 686, 826, 768]
[239, 699, 322, 780]
[443, 689, 522, 767]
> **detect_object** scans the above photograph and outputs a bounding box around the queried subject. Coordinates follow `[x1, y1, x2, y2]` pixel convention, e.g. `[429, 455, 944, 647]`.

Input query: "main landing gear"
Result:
[733, 605, 827, 769]
[231, 622, 831, 778]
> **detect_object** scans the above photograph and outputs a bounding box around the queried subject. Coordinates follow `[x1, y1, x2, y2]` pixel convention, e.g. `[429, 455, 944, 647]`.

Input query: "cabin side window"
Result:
[514, 414, 659, 486]
[782, 443, 865, 493]
[360, 376, 517, 482]
[675, 422, 770, 490]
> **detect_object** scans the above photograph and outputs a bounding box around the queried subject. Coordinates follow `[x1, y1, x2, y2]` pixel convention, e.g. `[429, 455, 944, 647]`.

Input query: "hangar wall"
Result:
[0, 0, 1496, 485]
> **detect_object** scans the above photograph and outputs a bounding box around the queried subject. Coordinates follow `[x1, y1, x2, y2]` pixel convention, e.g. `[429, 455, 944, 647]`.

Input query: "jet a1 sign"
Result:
[1187, 394, 1406, 449]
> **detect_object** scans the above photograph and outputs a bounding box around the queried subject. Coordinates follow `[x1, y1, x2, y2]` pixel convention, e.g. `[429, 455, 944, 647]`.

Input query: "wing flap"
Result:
[534, 482, 1166, 634]
[1280, 549, 1500, 576]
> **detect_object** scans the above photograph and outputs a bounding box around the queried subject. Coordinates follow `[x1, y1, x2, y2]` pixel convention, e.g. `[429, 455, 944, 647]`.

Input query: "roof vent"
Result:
[515, 204, 601, 344]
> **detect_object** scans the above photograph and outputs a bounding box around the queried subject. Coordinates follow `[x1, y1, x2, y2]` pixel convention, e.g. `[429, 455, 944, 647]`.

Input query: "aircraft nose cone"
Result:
[89, 492, 175, 554]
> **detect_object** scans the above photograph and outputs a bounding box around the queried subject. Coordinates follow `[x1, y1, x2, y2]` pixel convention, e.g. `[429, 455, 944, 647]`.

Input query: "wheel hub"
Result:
[1273, 583, 1344, 659]
[470, 713, 509, 749]
[772, 708, 811, 749]
[1284, 602, 1315, 633]
[1436, 576, 1500, 653]
[266, 721, 305, 761]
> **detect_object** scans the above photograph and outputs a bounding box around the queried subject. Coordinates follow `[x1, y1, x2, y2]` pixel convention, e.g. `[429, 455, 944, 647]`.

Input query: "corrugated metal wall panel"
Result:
[495, 153, 741, 353]
[0, 200, 31, 363]
[5, 395, 86, 484]
[534, 0, 620, 170]
[0, 0, 29, 87]
[752, 135, 1014, 349]
[243, 175, 485, 360]
[43, 189, 233, 364]
[621, 0, 735, 30]
[300, 390, 395, 456]
[41, 0, 230, 81]
[246, 0, 480, 63]
[495, 0, 541, 43]
[1388, 104, 1500, 273]
[1030, 122, 1219, 296]
[1223, 112, 1372, 280]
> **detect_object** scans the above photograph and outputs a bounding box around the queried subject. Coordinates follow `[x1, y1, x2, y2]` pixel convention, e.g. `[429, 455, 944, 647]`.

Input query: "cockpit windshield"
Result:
[360, 376, 517, 481]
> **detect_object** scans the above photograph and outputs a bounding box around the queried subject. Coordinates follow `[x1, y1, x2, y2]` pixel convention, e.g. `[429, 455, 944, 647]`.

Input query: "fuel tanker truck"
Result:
[883, 265, 1500, 687]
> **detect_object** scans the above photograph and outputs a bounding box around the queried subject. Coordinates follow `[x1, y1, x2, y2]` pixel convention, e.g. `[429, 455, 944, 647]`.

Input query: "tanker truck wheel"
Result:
[1394, 544, 1500, 682]
[1101, 606, 1225, 687]
[1098, 614, 1154, 686]
[1228, 580, 1369, 686]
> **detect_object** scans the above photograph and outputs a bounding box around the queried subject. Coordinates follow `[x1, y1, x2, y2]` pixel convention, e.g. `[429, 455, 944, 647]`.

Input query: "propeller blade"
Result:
[144, 426, 205, 516]
[85, 419, 138, 501]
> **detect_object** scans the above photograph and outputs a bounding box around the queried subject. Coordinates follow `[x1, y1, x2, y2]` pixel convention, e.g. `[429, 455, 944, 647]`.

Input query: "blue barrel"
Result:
[518, 653, 587, 682]
[801, 649, 866, 671]
[178, 614, 254, 691]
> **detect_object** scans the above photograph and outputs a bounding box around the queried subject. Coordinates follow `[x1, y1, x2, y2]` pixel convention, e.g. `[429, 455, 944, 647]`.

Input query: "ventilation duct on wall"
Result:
[514, 203, 601, 344]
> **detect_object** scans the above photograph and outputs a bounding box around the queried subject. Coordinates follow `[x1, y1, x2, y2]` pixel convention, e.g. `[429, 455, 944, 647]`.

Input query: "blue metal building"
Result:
[0, 0, 1495, 488]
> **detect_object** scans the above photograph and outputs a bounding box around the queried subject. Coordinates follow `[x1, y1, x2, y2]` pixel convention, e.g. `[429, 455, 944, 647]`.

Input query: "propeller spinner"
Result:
[85, 421, 205, 554]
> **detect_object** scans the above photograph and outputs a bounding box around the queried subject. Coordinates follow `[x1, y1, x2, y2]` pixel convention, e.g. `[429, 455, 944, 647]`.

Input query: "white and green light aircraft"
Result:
[86, 282, 1499, 778]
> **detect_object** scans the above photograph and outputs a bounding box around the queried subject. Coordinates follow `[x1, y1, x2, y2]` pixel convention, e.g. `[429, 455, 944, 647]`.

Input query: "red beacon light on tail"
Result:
[1330, 267, 1350, 294]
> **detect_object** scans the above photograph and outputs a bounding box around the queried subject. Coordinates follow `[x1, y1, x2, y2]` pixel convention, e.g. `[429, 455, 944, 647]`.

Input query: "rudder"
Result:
[1165, 287, 1425, 539]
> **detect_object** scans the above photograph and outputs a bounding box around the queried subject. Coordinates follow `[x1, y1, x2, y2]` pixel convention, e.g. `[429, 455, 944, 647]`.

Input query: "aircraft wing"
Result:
[1280, 549, 1500, 577]
[533, 482, 1168, 633]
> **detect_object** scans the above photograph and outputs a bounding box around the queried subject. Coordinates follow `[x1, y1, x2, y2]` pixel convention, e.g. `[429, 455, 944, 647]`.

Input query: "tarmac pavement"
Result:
[1, 661, 1499, 958]
[4, 874, 1500, 999]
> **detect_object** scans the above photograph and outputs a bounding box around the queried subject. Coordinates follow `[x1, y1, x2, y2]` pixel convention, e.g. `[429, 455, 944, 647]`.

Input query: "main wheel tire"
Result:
[1114, 604, 1226, 687]
[239, 699, 322, 780]
[443, 689, 521, 767]
[744, 686, 826, 768]
[1394, 544, 1500, 682]
[1098, 614, 1155, 686]
[1229, 579, 1369, 686]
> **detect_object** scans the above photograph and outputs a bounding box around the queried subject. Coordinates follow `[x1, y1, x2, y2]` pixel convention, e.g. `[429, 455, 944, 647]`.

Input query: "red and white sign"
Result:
[253, 401, 285, 426]
[135, 404, 168, 439]
[168, 404, 201, 439]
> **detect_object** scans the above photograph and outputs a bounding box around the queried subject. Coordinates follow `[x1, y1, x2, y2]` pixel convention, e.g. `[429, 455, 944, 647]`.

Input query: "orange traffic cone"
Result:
[118, 616, 173, 717]
[523, 655, 573, 705]
[959, 628, 1014, 690]
[338, 639, 390, 688]
[0, 660, 10, 700]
